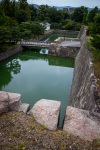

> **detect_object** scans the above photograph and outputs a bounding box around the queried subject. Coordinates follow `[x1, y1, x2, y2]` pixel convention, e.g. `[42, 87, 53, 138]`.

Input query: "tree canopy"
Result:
[0, 0, 99, 53]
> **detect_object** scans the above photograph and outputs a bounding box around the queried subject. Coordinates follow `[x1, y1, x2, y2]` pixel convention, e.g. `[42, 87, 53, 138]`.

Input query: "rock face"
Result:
[0, 91, 9, 113]
[68, 26, 100, 113]
[63, 106, 100, 141]
[49, 43, 80, 58]
[7, 92, 21, 111]
[0, 91, 21, 114]
[19, 103, 30, 113]
[30, 99, 61, 130]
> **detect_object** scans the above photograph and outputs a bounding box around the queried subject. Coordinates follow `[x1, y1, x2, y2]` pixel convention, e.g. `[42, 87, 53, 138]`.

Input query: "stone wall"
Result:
[33, 30, 54, 41]
[48, 43, 80, 58]
[53, 29, 79, 36]
[48, 30, 80, 58]
[63, 106, 100, 141]
[63, 26, 100, 141]
[68, 26, 100, 113]
[54, 37, 80, 44]
[0, 45, 22, 62]
[31, 30, 79, 42]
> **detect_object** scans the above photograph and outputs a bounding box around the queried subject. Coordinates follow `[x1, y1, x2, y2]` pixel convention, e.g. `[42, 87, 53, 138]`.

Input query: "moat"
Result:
[0, 48, 74, 127]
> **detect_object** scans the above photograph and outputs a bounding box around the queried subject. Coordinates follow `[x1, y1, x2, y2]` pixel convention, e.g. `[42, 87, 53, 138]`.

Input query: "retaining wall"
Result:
[32, 30, 79, 42]
[0, 45, 22, 62]
[68, 26, 100, 113]
[49, 44, 80, 58]
[48, 30, 80, 58]
[63, 26, 100, 141]
[53, 29, 79, 35]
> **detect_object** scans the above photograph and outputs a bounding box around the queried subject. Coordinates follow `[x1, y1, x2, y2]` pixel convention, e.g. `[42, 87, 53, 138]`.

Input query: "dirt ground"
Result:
[0, 111, 100, 150]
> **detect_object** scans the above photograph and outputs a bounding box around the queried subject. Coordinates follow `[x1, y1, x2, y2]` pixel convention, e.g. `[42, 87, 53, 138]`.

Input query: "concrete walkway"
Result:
[59, 40, 81, 47]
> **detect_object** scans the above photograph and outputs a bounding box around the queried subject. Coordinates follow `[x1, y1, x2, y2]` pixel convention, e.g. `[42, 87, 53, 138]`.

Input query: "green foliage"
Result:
[86, 7, 99, 23]
[18, 142, 25, 150]
[64, 21, 73, 30]
[0, 0, 99, 54]
[87, 12, 100, 35]
[12, 131, 19, 137]
[0, 10, 10, 26]
[71, 6, 88, 23]
[0, 26, 11, 42]
[87, 7, 100, 61]
[51, 22, 62, 29]
[30, 125, 35, 130]
[29, 4, 37, 21]
[91, 35, 100, 50]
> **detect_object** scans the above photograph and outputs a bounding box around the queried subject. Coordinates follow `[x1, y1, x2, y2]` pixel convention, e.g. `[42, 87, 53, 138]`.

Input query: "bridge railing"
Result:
[20, 41, 52, 47]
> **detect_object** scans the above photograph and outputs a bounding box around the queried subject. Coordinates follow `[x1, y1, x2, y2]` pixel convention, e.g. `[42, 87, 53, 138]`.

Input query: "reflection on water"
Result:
[40, 48, 49, 54]
[0, 50, 74, 127]
[0, 58, 21, 89]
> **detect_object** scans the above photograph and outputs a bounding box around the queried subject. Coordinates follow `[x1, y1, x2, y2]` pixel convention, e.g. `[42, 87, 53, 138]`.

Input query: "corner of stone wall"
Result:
[68, 25, 100, 115]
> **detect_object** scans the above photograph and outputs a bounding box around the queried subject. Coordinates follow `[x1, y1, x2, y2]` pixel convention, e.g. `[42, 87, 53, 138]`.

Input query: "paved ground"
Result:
[59, 40, 81, 47]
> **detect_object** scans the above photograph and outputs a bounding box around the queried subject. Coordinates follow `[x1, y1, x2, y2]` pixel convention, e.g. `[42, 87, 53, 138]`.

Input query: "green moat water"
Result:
[0, 49, 74, 127]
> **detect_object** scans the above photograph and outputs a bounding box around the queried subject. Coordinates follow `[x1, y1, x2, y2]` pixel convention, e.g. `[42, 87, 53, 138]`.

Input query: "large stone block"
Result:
[30, 99, 61, 130]
[0, 91, 21, 114]
[19, 103, 30, 113]
[63, 106, 100, 141]
[7, 92, 21, 111]
[0, 91, 9, 113]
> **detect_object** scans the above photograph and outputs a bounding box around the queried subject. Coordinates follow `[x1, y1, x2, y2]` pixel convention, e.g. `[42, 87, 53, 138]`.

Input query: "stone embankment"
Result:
[0, 90, 100, 140]
[63, 106, 100, 141]
[48, 33, 81, 58]
[0, 91, 61, 131]
[29, 29, 79, 42]
[0, 91, 29, 114]
[68, 26, 100, 113]
[0, 45, 22, 62]
[63, 26, 100, 141]
[0, 26, 100, 141]
[29, 99, 61, 130]
[49, 43, 80, 58]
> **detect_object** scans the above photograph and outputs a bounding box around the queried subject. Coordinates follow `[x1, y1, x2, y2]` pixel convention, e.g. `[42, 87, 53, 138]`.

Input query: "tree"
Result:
[29, 4, 37, 21]
[0, 0, 11, 17]
[64, 21, 73, 30]
[91, 35, 100, 50]
[0, 10, 10, 26]
[71, 6, 88, 23]
[0, 26, 11, 50]
[16, 9, 29, 23]
[11, 26, 21, 43]
[31, 21, 45, 35]
[86, 7, 98, 23]
[18, 0, 31, 22]
[87, 12, 100, 35]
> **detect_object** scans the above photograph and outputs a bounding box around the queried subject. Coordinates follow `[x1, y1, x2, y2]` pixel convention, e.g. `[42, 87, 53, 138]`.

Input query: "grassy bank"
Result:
[93, 60, 100, 90]
[0, 111, 100, 150]
[86, 37, 100, 88]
